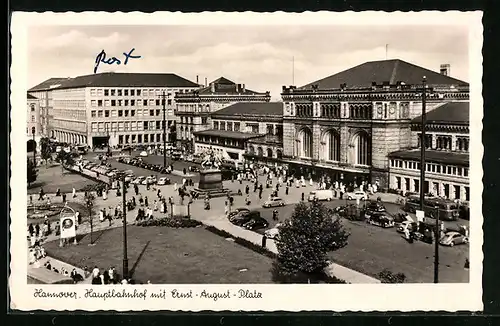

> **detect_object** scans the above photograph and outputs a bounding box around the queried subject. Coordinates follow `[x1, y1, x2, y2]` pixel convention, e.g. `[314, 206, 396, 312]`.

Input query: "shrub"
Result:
[136, 217, 201, 228]
[270, 261, 346, 284]
[378, 269, 407, 283]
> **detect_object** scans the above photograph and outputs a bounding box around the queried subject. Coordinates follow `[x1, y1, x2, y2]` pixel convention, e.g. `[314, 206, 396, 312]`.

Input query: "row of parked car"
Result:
[117, 157, 173, 174]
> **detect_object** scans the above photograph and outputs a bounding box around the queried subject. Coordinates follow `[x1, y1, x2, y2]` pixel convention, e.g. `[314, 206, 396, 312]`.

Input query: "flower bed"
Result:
[136, 217, 202, 228]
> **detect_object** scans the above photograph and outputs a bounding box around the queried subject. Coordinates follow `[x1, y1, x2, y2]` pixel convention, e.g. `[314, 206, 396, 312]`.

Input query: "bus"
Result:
[403, 195, 460, 221]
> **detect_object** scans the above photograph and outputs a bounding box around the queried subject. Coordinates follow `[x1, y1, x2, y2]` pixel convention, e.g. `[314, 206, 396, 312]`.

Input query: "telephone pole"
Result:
[160, 91, 168, 168]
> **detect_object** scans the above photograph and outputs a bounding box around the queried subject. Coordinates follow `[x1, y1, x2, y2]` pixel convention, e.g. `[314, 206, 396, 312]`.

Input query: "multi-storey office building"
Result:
[388, 102, 470, 201]
[280, 59, 469, 189]
[26, 93, 45, 153]
[28, 73, 200, 148]
[193, 102, 283, 162]
[174, 77, 271, 152]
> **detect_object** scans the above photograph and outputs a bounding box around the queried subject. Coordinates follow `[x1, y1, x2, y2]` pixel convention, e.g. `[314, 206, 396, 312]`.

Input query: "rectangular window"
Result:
[90, 89, 97, 96]
[131, 122, 137, 131]
[124, 110, 129, 117]
[124, 100, 129, 106]
[124, 122, 129, 131]
[156, 109, 160, 116]
[105, 100, 110, 107]
[447, 166, 452, 174]
[104, 89, 109, 96]
[150, 109, 154, 116]
[97, 110, 103, 118]
[91, 122, 97, 132]
[91, 110, 96, 118]
[98, 100, 103, 107]
[91, 100, 97, 107]
[213, 121, 219, 129]
[464, 168, 469, 177]
[97, 89, 103, 97]
[111, 100, 116, 106]
[111, 110, 117, 117]
[118, 135, 123, 144]
[137, 100, 142, 107]
[156, 121, 161, 129]
[131, 110, 135, 117]
[130, 89, 135, 96]
[144, 134, 149, 143]
[137, 89, 141, 96]
[202, 117, 208, 125]
[131, 99, 135, 106]
[234, 122, 240, 131]
[131, 134, 136, 142]
[149, 99, 155, 106]
[111, 89, 116, 96]
[111, 122, 117, 131]
[453, 167, 457, 175]
[138, 134, 142, 143]
[220, 122, 226, 131]
[104, 110, 110, 118]
[143, 100, 148, 106]
[149, 121, 155, 130]
[156, 134, 161, 142]
[143, 121, 148, 130]
[156, 99, 160, 106]
[118, 100, 123, 106]
[436, 165, 441, 173]
[124, 89, 129, 96]
[136, 109, 142, 116]
[118, 110, 123, 117]
[167, 99, 172, 105]
[118, 89, 122, 96]
[137, 121, 143, 131]
[118, 122, 124, 131]
[227, 122, 233, 131]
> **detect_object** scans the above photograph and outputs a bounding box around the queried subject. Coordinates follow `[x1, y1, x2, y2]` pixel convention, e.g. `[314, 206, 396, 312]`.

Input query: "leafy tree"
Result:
[273, 201, 350, 283]
[56, 150, 76, 173]
[39, 137, 52, 167]
[27, 158, 38, 187]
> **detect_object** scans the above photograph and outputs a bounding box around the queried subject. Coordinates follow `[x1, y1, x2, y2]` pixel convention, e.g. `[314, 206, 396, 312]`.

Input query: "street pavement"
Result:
[28, 169, 469, 283]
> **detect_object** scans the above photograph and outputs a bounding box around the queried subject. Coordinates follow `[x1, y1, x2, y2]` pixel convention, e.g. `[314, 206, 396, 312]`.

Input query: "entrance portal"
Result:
[92, 136, 109, 150]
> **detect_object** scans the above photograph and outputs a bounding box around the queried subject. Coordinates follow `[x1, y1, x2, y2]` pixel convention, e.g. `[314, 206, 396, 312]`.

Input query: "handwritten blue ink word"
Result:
[94, 48, 141, 74]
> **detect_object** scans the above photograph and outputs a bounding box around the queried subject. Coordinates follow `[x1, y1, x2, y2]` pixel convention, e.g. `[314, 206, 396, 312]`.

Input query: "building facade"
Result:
[28, 73, 200, 148]
[280, 59, 469, 189]
[26, 93, 45, 152]
[174, 77, 271, 152]
[193, 102, 283, 162]
[388, 102, 470, 202]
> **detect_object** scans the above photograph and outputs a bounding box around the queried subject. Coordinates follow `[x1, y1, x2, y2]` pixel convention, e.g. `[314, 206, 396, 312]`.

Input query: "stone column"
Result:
[451, 135, 457, 151]
[450, 184, 456, 199]
[339, 125, 349, 163]
[401, 177, 407, 192]
[410, 179, 415, 192]
[431, 134, 437, 149]
[312, 123, 321, 160]
[439, 183, 445, 198]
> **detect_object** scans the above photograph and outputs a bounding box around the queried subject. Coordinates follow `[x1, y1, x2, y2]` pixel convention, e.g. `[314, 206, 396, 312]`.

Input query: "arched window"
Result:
[324, 130, 340, 161]
[353, 131, 370, 165]
[297, 128, 313, 158]
[248, 146, 255, 155]
[276, 149, 283, 159]
[266, 148, 273, 158]
[257, 147, 263, 156]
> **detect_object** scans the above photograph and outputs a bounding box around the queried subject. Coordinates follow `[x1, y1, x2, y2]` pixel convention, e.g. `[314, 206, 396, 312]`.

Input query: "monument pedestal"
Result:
[192, 169, 233, 198]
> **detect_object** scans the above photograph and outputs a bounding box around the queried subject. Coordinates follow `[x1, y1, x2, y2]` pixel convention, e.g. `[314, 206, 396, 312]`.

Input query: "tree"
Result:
[273, 201, 350, 283]
[27, 158, 38, 187]
[40, 137, 52, 167]
[56, 150, 76, 173]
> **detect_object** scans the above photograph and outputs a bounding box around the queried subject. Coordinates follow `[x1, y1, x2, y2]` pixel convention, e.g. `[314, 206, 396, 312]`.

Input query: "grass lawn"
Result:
[43, 225, 274, 284]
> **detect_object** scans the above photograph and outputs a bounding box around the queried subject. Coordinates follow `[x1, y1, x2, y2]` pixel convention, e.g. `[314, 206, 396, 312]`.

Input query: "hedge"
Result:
[136, 217, 202, 228]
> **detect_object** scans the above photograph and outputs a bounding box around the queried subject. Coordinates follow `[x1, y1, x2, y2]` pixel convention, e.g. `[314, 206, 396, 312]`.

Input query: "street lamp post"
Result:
[121, 173, 129, 280]
[434, 205, 440, 283]
[160, 91, 168, 168]
[86, 193, 95, 245]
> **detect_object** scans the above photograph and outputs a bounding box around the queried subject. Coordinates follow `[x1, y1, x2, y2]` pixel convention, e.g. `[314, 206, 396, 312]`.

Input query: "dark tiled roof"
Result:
[180, 76, 267, 96]
[29, 78, 68, 92]
[193, 129, 264, 140]
[28, 73, 199, 91]
[388, 149, 469, 166]
[301, 59, 468, 90]
[411, 102, 469, 125]
[211, 102, 283, 118]
[210, 77, 235, 85]
[27, 93, 37, 99]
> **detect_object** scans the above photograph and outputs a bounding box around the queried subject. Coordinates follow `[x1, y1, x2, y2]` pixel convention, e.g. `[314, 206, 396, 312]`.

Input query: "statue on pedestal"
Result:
[201, 148, 222, 170]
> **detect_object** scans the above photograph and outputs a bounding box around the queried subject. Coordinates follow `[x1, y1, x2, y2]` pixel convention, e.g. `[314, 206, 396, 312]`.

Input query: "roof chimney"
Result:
[210, 82, 215, 93]
[242, 84, 245, 92]
[196, 75, 199, 84]
[440, 64, 450, 76]
[205, 77, 208, 87]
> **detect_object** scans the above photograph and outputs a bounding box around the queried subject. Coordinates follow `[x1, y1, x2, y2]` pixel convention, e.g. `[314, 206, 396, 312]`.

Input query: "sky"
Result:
[28, 25, 469, 100]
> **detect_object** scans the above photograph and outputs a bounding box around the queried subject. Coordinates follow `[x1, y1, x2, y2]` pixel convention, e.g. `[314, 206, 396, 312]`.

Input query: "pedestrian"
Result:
[245, 185, 249, 195]
[259, 190, 263, 200]
[62, 192, 67, 203]
[183, 168, 187, 175]
[245, 195, 251, 205]
[134, 184, 139, 196]
[35, 224, 40, 237]
[28, 223, 34, 237]
[301, 192, 305, 201]
[30, 195, 33, 205]
[56, 188, 61, 196]
[157, 189, 161, 199]
[38, 188, 44, 201]
[145, 196, 149, 207]
[174, 183, 178, 191]
[72, 187, 76, 198]
[153, 200, 158, 211]
[285, 186, 289, 195]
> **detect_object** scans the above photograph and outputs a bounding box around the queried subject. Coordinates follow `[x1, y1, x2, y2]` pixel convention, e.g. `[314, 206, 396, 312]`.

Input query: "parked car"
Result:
[308, 190, 335, 202]
[189, 166, 200, 173]
[363, 201, 386, 218]
[367, 212, 395, 228]
[397, 221, 418, 233]
[142, 176, 157, 185]
[157, 177, 171, 185]
[345, 191, 368, 201]
[264, 223, 283, 240]
[132, 176, 146, 184]
[263, 197, 285, 208]
[230, 210, 261, 226]
[243, 217, 269, 230]
[139, 151, 148, 157]
[227, 208, 250, 219]
[439, 231, 469, 247]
